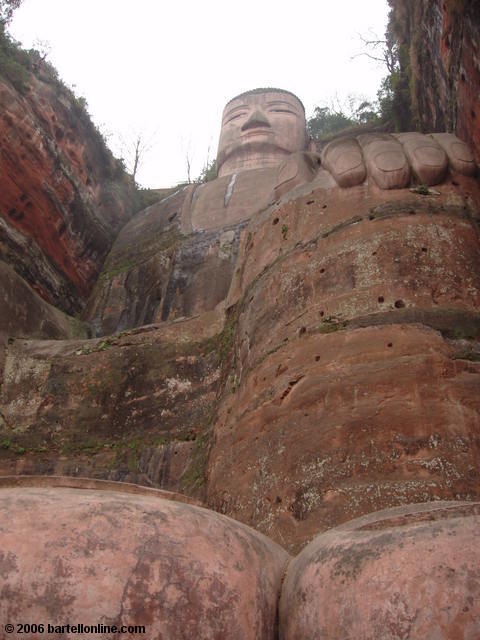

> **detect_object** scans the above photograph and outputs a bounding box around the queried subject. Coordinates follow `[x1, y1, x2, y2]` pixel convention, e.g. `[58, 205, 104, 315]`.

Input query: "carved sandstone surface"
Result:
[280, 501, 480, 640]
[0, 479, 289, 640]
[0, 57, 136, 337]
[1, 83, 479, 561]
[0, 309, 224, 495]
[83, 185, 248, 336]
[2, 480, 479, 640]
[207, 177, 480, 552]
[2, 165, 480, 551]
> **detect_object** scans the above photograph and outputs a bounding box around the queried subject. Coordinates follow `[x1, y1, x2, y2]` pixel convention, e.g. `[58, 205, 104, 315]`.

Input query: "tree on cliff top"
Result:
[307, 97, 380, 140]
[0, 0, 22, 29]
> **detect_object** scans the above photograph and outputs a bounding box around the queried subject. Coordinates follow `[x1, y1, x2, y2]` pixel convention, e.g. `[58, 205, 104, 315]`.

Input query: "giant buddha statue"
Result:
[3, 88, 480, 638]
[85, 87, 477, 334]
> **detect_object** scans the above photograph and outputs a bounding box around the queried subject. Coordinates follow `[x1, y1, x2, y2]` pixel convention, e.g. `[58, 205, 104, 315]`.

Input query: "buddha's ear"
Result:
[307, 137, 317, 153]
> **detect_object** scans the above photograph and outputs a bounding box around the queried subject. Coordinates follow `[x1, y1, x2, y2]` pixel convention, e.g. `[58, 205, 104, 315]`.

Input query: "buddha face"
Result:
[216, 90, 308, 177]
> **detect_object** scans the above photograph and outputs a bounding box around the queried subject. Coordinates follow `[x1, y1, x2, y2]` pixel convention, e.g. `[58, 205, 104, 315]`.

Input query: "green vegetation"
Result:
[218, 313, 237, 364]
[0, 1, 21, 26]
[197, 158, 217, 183]
[180, 430, 209, 492]
[307, 99, 381, 140]
[97, 337, 115, 352]
[307, 2, 416, 140]
[411, 184, 431, 196]
[0, 25, 31, 92]
[281, 224, 288, 240]
[317, 316, 347, 334]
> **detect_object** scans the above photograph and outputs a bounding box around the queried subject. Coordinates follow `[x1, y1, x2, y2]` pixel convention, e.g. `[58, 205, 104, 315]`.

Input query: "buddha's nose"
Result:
[241, 110, 271, 131]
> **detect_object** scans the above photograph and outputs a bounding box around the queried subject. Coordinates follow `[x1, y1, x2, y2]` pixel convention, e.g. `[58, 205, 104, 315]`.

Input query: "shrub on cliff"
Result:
[197, 158, 217, 183]
[0, 28, 31, 91]
[0, 0, 22, 28]
[307, 99, 381, 141]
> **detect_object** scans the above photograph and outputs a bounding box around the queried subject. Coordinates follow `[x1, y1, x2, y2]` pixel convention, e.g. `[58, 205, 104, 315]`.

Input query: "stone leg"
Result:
[280, 502, 480, 640]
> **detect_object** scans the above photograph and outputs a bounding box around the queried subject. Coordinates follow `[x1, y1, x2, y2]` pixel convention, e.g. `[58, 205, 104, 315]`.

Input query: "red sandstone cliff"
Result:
[0, 33, 137, 336]
[389, 0, 480, 162]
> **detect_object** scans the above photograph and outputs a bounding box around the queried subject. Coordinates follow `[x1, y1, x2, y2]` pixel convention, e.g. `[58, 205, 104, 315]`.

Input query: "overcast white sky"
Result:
[10, 0, 390, 188]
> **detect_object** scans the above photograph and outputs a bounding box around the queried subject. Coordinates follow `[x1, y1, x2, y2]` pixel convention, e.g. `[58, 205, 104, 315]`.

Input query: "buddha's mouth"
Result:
[242, 129, 273, 138]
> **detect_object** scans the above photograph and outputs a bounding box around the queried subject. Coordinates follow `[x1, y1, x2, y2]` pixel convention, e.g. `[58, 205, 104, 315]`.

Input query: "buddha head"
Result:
[216, 88, 309, 177]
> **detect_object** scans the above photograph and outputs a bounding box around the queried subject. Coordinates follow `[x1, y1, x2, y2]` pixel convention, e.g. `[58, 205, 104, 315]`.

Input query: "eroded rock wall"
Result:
[84, 186, 247, 336]
[0, 309, 224, 498]
[390, 0, 480, 162]
[0, 37, 137, 336]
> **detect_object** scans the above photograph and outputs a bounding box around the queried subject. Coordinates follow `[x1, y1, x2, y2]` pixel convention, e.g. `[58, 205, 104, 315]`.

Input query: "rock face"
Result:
[0, 478, 288, 640]
[84, 185, 247, 336]
[0, 309, 223, 496]
[280, 501, 480, 640]
[390, 0, 480, 163]
[0, 39, 136, 337]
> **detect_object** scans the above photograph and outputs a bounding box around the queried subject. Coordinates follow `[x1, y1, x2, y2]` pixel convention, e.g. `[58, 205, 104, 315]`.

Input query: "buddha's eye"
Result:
[225, 113, 246, 125]
[269, 109, 296, 115]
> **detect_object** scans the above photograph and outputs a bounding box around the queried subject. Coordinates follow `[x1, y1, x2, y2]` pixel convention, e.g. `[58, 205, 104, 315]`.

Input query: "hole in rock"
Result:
[369, 214, 375, 220]
[273, 217, 279, 225]
[409, 210, 416, 215]
[387, 342, 393, 347]
[461, 73, 466, 82]
[280, 375, 305, 401]
[452, 180, 459, 186]
[395, 299, 405, 308]
[421, 247, 428, 252]
[472, 110, 476, 119]
[319, 310, 324, 317]
[320, 268, 325, 274]
[372, 251, 377, 256]
[322, 204, 327, 209]
[299, 326, 306, 335]
[315, 355, 321, 361]
[306, 200, 314, 205]
[378, 296, 385, 303]
[168, 212, 177, 222]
